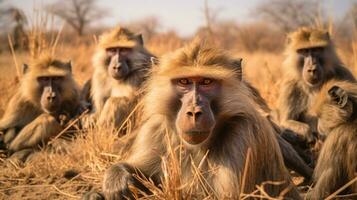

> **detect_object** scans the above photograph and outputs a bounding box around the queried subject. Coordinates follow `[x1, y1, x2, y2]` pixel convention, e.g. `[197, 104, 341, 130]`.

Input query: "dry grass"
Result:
[1, 17, 357, 200]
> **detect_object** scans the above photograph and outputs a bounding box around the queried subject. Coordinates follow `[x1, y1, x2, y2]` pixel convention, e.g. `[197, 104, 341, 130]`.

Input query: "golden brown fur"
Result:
[85, 40, 301, 199]
[277, 27, 355, 145]
[84, 26, 154, 129]
[0, 53, 80, 161]
[307, 80, 357, 199]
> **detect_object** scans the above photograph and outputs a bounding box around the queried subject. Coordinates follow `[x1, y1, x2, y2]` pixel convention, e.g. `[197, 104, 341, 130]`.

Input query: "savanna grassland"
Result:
[1, 7, 357, 200]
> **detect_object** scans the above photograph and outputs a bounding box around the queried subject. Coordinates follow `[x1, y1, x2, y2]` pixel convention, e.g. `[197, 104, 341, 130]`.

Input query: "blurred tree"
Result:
[253, 0, 322, 32]
[9, 8, 28, 49]
[200, 0, 220, 37]
[47, 0, 107, 36]
[126, 16, 161, 41]
[348, 2, 357, 30]
[0, 0, 28, 50]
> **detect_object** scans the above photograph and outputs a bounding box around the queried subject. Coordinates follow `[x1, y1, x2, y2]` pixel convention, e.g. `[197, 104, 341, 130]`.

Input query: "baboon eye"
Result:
[202, 78, 213, 85]
[37, 76, 50, 83]
[120, 48, 133, 56]
[297, 49, 308, 55]
[52, 76, 64, 83]
[106, 48, 118, 56]
[178, 78, 190, 85]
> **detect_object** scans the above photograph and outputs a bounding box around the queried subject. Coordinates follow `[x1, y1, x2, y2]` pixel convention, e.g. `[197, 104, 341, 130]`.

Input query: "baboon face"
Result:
[38, 76, 65, 114]
[317, 85, 355, 134]
[172, 76, 220, 145]
[297, 47, 326, 86]
[105, 47, 133, 80]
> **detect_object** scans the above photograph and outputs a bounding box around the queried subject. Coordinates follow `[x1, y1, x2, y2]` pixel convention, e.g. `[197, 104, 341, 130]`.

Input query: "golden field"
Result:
[0, 23, 357, 199]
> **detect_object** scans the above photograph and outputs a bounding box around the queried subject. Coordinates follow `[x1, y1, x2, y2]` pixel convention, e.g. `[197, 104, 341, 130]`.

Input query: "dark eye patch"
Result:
[52, 76, 64, 81]
[37, 76, 64, 84]
[297, 49, 309, 56]
[37, 76, 50, 82]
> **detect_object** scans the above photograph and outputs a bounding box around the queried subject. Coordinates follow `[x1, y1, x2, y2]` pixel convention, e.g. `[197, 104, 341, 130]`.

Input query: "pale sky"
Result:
[3, 0, 355, 36]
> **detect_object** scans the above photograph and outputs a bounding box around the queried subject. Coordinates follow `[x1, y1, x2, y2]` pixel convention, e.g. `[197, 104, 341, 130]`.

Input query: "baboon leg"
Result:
[9, 148, 34, 163]
[277, 135, 313, 180]
[8, 113, 62, 152]
[102, 162, 151, 200]
[97, 97, 131, 128]
[0, 128, 17, 149]
[3, 128, 18, 145]
[281, 130, 313, 165]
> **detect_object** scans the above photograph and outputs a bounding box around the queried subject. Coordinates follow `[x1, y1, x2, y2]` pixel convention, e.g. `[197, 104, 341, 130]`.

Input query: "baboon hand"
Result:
[103, 163, 149, 200]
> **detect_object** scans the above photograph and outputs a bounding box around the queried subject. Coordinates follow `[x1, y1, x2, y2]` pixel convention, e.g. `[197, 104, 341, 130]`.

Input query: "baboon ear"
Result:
[150, 56, 159, 66]
[65, 61, 72, 72]
[233, 58, 243, 80]
[328, 85, 348, 108]
[22, 63, 29, 74]
[136, 34, 144, 45]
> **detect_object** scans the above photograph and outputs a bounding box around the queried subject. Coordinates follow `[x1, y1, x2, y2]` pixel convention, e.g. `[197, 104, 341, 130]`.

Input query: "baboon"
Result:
[84, 40, 301, 199]
[277, 27, 355, 147]
[238, 63, 312, 180]
[0, 54, 80, 161]
[82, 26, 154, 129]
[307, 80, 357, 199]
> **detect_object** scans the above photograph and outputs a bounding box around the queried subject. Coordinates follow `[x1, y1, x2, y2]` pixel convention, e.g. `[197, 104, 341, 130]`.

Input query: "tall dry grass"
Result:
[1, 13, 357, 200]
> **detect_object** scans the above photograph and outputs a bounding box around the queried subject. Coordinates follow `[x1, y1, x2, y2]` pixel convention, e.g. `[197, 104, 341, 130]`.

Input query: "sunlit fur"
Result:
[308, 80, 357, 199]
[88, 27, 153, 129]
[102, 40, 301, 199]
[0, 53, 80, 156]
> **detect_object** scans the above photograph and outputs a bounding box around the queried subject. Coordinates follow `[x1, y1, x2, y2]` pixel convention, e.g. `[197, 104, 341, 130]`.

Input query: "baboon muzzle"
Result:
[41, 85, 61, 113]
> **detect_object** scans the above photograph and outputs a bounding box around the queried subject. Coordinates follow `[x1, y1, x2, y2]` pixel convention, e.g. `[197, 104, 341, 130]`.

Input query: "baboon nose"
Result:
[186, 110, 203, 123]
[308, 68, 317, 74]
[47, 93, 56, 102]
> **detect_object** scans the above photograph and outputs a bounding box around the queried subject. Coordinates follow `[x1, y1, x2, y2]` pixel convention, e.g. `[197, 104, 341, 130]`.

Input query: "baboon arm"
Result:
[101, 116, 165, 199]
[0, 93, 40, 130]
[97, 96, 132, 128]
[8, 113, 62, 152]
[281, 120, 311, 135]
[278, 82, 314, 139]
[91, 76, 109, 114]
[125, 115, 166, 176]
[277, 134, 312, 179]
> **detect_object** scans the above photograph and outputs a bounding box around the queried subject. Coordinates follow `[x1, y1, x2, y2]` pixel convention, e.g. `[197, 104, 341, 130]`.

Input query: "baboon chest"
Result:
[110, 83, 137, 99]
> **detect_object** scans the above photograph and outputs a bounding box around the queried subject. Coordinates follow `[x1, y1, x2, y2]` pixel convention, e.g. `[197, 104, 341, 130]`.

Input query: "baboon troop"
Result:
[0, 54, 81, 161]
[1, 25, 356, 199]
[84, 40, 301, 199]
[82, 26, 154, 129]
[308, 80, 357, 199]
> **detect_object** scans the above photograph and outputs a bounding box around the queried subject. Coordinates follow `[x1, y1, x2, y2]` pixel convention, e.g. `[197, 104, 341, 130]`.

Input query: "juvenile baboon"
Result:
[277, 27, 355, 145]
[82, 26, 154, 129]
[0, 54, 80, 161]
[307, 80, 357, 199]
[84, 40, 301, 199]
